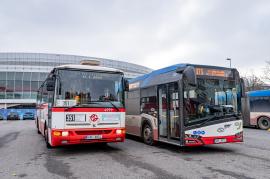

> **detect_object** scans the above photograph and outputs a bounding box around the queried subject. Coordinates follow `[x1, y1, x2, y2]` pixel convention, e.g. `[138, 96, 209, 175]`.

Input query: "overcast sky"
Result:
[0, 0, 269, 79]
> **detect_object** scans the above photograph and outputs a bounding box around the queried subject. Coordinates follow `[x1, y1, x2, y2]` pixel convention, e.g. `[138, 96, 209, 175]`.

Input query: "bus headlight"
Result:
[62, 131, 69, 136]
[185, 134, 200, 139]
[234, 131, 243, 140]
[116, 129, 124, 134]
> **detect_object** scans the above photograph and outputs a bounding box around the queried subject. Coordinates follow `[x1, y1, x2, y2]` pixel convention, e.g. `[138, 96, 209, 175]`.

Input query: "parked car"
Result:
[23, 112, 35, 120]
[7, 112, 20, 120]
[0, 113, 4, 120]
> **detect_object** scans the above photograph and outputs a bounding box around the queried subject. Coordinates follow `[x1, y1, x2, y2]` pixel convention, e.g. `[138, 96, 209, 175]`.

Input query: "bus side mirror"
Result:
[177, 66, 197, 86]
[46, 77, 55, 91]
[124, 79, 129, 91]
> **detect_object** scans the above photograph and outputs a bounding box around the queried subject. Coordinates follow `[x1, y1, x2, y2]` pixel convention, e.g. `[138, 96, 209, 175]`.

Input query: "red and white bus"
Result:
[242, 90, 270, 130]
[36, 63, 128, 147]
[126, 64, 244, 146]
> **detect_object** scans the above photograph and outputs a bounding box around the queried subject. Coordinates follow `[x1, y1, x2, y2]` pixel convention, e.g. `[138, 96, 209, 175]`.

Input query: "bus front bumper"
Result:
[184, 132, 243, 146]
[50, 128, 125, 147]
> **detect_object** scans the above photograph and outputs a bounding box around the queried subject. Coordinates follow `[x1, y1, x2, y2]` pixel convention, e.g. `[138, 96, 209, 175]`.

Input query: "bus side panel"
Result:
[36, 106, 41, 131]
[48, 128, 52, 145]
[250, 112, 270, 126]
[250, 112, 257, 126]
[126, 115, 142, 136]
[241, 97, 251, 127]
[126, 114, 158, 141]
[39, 103, 48, 135]
[141, 113, 158, 141]
[120, 113, 125, 128]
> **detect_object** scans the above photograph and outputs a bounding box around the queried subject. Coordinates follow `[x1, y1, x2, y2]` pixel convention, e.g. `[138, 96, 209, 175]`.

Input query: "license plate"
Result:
[214, 138, 227, 144]
[85, 135, 102, 140]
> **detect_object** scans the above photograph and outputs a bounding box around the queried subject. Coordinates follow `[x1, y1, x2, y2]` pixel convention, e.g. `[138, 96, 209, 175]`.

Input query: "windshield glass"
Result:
[55, 69, 124, 108]
[184, 78, 240, 126]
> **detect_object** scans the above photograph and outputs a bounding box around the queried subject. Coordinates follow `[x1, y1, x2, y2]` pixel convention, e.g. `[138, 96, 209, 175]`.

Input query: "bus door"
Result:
[158, 83, 180, 143]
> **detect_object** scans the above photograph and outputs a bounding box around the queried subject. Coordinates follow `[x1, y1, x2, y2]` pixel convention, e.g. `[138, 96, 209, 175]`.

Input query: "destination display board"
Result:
[195, 67, 233, 78]
[129, 82, 140, 90]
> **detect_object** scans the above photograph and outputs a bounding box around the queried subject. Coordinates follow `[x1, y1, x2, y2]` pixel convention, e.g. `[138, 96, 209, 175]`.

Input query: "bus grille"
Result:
[75, 130, 112, 135]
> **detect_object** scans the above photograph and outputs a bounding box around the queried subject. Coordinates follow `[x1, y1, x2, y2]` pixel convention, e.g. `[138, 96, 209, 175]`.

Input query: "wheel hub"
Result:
[144, 127, 151, 140]
[262, 119, 269, 127]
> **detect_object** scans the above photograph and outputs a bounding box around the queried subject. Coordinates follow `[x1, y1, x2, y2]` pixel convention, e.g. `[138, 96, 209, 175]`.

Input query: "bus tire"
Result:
[258, 117, 270, 130]
[44, 125, 52, 148]
[142, 123, 154, 145]
[37, 119, 41, 134]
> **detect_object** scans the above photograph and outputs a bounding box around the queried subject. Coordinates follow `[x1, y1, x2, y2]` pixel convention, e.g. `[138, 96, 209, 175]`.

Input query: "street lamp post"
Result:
[226, 58, 232, 68]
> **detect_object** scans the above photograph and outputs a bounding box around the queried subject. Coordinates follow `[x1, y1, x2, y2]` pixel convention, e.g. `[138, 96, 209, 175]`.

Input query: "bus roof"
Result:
[129, 63, 235, 89]
[54, 64, 124, 73]
[130, 64, 186, 83]
[248, 90, 270, 97]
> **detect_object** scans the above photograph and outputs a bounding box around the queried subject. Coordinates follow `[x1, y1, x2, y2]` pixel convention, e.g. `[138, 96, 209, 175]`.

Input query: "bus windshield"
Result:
[184, 78, 239, 126]
[55, 69, 124, 108]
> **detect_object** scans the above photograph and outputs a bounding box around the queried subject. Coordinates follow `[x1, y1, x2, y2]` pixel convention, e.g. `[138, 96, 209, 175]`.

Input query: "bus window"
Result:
[56, 70, 124, 108]
[184, 79, 207, 124]
[41, 82, 54, 107]
[250, 96, 270, 112]
[37, 90, 42, 105]
[184, 78, 238, 126]
[141, 87, 157, 117]
[41, 85, 48, 104]
[126, 90, 140, 115]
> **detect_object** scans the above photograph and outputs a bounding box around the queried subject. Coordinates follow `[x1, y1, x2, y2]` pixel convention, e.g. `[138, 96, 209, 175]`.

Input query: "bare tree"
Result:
[243, 73, 265, 91]
[263, 61, 270, 81]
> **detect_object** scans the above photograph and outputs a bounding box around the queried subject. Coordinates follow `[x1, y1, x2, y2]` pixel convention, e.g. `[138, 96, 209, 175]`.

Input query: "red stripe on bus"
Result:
[185, 134, 243, 146]
[51, 108, 125, 112]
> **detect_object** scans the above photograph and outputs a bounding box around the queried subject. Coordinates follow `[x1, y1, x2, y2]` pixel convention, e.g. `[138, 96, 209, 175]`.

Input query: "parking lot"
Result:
[0, 120, 270, 179]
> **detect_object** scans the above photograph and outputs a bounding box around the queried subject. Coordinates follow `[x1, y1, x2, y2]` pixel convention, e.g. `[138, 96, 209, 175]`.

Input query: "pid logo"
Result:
[193, 130, 205, 135]
[90, 114, 99, 123]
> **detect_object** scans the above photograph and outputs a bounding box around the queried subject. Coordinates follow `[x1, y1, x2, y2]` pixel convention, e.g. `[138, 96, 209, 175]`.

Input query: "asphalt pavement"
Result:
[0, 120, 270, 179]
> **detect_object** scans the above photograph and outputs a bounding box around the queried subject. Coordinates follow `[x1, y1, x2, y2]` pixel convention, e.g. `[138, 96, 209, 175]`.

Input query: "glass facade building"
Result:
[0, 71, 47, 100]
[0, 52, 152, 109]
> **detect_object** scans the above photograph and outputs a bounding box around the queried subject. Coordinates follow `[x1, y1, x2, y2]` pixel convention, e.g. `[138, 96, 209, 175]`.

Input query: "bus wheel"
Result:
[258, 117, 270, 130]
[44, 126, 52, 148]
[143, 123, 154, 145]
[37, 119, 41, 134]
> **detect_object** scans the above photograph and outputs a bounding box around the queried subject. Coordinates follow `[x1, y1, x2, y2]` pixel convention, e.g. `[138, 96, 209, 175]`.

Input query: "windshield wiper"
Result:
[199, 116, 218, 127]
[198, 111, 241, 127]
[64, 101, 99, 108]
[64, 101, 101, 110]
[107, 101, 120, 112]
[86, 101, 102, 105]
[65, 104, 80, 110]
[64, 101, 120, 112]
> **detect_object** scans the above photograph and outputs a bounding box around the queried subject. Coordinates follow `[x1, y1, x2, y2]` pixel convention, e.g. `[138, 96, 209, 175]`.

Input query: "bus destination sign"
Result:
[195, 68, 232, 77]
